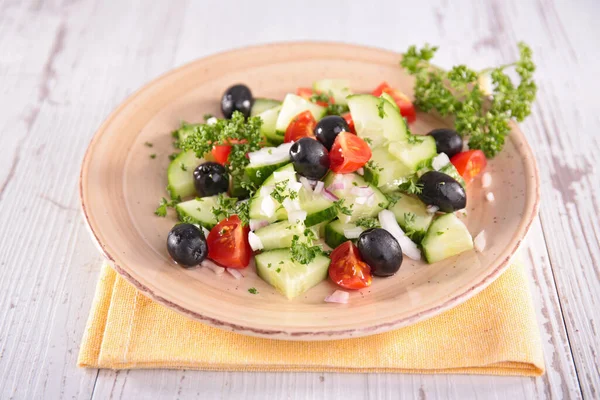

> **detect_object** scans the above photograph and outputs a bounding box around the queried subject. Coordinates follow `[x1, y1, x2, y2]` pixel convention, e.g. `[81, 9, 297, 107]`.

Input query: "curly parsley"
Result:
[290, 234, 322, 265]
[210, 194, 250, 226]
[333, 199, 353, 216]
[270, 179, 298, 203]
[377, 98, 387, 118]
[398, 176, 423, 195]
[248, 287, 258, 294]
[400, 42, 536, 158]
[154, 196, 181, 217]
[355, 217, 379, 229]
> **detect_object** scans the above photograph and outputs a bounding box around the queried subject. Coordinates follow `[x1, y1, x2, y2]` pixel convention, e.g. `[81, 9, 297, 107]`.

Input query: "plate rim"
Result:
[79, 41, 540, 340]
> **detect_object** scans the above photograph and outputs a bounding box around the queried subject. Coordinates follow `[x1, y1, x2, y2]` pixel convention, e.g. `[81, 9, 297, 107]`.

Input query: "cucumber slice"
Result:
[229, 175, 250, 199]
[258, 105, 283, 144]
[253, 220, 305, 250]
[251, 98, 281, 116]
[439, 163, 466, 188]
[255, 249, 330, 299]
[298, 189, 337, 227]
[421, 213, 473, 263]
[313, 79, 352, 105]
[275, 94, 326, 134]
[347, 94, 409, 146]
[363, 146, 412, 192]
[324, 219, 365, 249]
[388, 194, 434, 243]
[248, 164, 296, 222]
[380, 92, 399, 111]
[167, 150, 204, 199]
[323, 172, 389, 222]
[175, 196, 221, 229]
[245, 158, 290, 187]
[387, 136, 437, 171]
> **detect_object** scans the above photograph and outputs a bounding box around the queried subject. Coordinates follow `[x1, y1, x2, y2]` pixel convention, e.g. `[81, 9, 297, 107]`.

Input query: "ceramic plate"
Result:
[80, 42, 539, 340]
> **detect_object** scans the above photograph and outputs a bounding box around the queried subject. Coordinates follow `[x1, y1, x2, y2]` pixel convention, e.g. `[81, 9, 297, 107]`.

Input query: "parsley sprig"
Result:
[290, 234, 322, 265]
[210, 193, 250, 226]
[308, 91, 349, 116]
[155, 196, 181, 217]
[355, 217, 379, 229]
[398, 176, 423, 195]
[400, 42, 536, 158]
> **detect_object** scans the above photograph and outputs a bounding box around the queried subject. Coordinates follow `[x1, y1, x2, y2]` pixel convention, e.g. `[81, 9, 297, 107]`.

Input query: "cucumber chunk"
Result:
[324, 219, 365, 249]
[298, 189, 337, 227]
[387, 136, 437, 171]
[323, 172, 389, 222]
[167, 150, 204, 199]
[245, 158, 290, 187]
[347, 94, 409, 146]
[248, 164, 296, 222]
[275, 94, 326, 134]
[380, 92, 399, 111]
[388, 194, 434, 243]
[421, 213, 473, 263]
[253, 220, 305, 250]
[175, 195, 221, 229]
[255, 249, 330, 299]
[363, 146, 412, 192]
[251, 98, 281, 116]
[313, 79, 352, 105]
[257, 105, 283, 144]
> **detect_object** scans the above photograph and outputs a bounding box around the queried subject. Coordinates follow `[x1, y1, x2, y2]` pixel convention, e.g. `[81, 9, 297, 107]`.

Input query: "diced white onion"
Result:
[426, 205, 439, 214]
[206, 117, 218, 126]
[355, 196, 368, 205]
[324, 290, 350, 304]
[227, 268, 244, 279]
[474, 230, 486, 252]
[282, 197, 301, 212]
[322, 189, 338, 202]
[288, 180, 303, 194]
[477, 72, 493, 97]
[486, 192, 495, 202]
[202, 259, 225, 275]
[378, 210, 422, 261]
[432, 153, 450, 170]
[481, 172, 492, 188]
[201, 226, 210, 238]
[288, 210, 307, 224]
[343, 227, 364, 239]
[351, 186, 374, 197]
[260, 185, 274, 197]
[249, 219, 269, 231]
[356, 167, 364, 176]
[314, 181, 324, 194]
[260, 196, 276, 218]
[367, 194, 377, 206]
[299, 177, 313, 193]
[248, 231, 264, 251]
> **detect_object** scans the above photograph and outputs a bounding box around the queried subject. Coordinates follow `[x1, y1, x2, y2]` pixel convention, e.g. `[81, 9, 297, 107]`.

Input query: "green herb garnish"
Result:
[377, 98, 387, 118]
[398, 176, 423, 195]
[355, 217, 379, 229]
[248, 288, 258, 294]
[144, 142, 153, 147]
[290, 234, 322, 265]
[154, 197, 180, 217]
[149, 153, 157, 159]
[333, 199, 353, 216]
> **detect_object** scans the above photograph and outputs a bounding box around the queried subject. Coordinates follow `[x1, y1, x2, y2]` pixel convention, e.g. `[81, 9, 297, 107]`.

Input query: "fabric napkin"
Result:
[78, 261, 544, 376]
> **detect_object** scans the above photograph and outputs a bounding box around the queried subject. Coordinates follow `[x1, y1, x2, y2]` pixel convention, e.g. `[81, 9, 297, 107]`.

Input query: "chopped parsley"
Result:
[144, 141, 153, 147]
[203, 113, 214, 121]
[436, 231, 445, 236]
[398, 176, 423, 195]
[407, 135, 424, 144]
[210, 193, 250, 225]
[333, 199, 353, 216]
[169, 152, 179, 161]
[366, 160, 383, 172]
[149, 153, 157, 159]
[325, 103, 349, 116]
[377, 98, 387, 118]
[403, 212, 416, 225]
[355, 217, 379, 229]
[290, 234, 322, 265]
[248, 287, 258, 294]
[363, 137, 373, 145]
[310, 92, 330, 104]
[276, 268, 281, 273]
[180, 163, 187, 171]
[270, 179, 298, 203]
[154, 197, 181, 217]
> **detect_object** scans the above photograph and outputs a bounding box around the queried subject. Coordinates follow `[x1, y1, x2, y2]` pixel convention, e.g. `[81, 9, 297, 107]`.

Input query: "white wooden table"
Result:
[1, 0, 598, 398]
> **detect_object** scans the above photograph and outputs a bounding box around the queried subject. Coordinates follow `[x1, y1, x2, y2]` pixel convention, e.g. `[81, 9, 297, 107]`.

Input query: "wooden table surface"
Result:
[1, 0, 598, 398]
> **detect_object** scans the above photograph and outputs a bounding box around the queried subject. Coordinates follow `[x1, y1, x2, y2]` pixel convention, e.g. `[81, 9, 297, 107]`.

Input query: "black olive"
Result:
[357, 228, 403, 277]
[167, 223, 207, 267]
[428, 128, 463, 158]
[221, 84, 253, 119]
[289, 137, 330, 180]
[193, 162, 229, 197]
[417, 171, 466, 212]
[314, 115, 349, 150]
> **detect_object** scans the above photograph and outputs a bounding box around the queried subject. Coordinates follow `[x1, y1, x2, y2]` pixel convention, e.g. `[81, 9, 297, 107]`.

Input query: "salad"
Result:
[154, 44, 536, 301]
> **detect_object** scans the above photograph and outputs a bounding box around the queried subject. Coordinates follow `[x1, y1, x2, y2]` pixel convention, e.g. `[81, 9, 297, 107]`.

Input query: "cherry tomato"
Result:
[329, 132, 372, 173]
[211, 144, 231, 165]
[284, 110, 317, 143]
[296, 87, 333, 107]
[329, 241, 372, 290]
[371, 82, 417, 123]
[342, 113, 356, 134]
[207, 215, 251, 269]
[450, 149, 487, 183]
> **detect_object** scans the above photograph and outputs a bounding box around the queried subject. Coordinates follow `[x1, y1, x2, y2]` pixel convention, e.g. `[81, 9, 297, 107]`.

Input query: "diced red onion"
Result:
[324, 290, 350, 304]
[426, 205, 439, 214]
[328, 182, 345, 191]
[249, 219, 269, 231]
[486, 192, 495, 202]
[378, 210, 422, 261]
[322, 189, 339, 202]
[474, 230, 486, 252]
[432, 153, 450, 170]
[299, 176, 313, 193]
[202, 259, 225, 275]
[356, 167, 364, 176]
[227, 268, 244, 279]
[481, 172, 492, 188]
[248, 231, 264, 251]
[288, 210, 307, 224]
[343, 227, 364, 239]
[314, 181, 324, 194]
[351, 186, 374, 197]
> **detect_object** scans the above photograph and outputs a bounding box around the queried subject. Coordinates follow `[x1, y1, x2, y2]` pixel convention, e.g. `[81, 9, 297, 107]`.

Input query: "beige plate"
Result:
[80, 42, 540, 340]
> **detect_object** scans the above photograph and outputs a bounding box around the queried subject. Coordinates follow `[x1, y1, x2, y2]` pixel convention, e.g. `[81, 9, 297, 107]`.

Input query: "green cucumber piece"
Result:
[313, 79, 352, 105]
[257, 105, 283, 144]
[323, 172, 389, 222]
[380, 92, 399, 111]
[324, 219, 365, 249]
[275, 94, 326, 134]
[388, 194, 434, 243]
[298, 189, 337, 227]
[255, 249, 330, 299]
[346, 94, 409, 146]
[253, 220, 305, 250]
[421, 213, 473, 263]
[245, 158, 290, 187]
[167, 150, 204, 199]
[251, 98, 281, 116]
[248, 164, 296, 222]
[387, 136, 437, 171]
[175, 196, 221, 229]
[363, 146, 412, 192]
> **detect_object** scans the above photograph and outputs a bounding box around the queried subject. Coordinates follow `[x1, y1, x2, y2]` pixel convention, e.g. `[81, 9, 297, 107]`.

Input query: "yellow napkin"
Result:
[78, 261, 544, 376]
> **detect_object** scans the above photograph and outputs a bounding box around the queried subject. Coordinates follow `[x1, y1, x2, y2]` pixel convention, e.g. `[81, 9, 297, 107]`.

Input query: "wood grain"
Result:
[0, 0, 596, 398]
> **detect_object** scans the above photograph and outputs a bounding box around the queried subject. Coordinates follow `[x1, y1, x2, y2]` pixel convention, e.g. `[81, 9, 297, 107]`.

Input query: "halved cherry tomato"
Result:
[207, 215, 251, 269]
[211, 145, 231, 165]
[296, 87, 333, 107]
[450, 149, 487, 183]
[342, 113, 356, 134]
[329, 132, 372, 173]
[371, 82, 416, 123]
[329, 241, 372, 290]
[284, 110, 317, 143]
